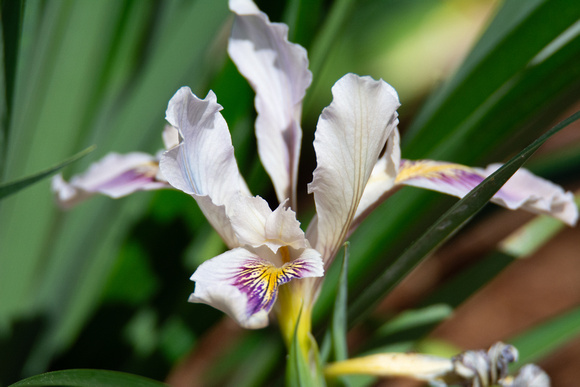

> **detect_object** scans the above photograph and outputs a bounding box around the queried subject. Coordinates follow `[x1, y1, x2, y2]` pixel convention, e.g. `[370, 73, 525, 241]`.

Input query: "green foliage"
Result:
[0, 146, 94, 200]
[286, 307, 321, 387]
[10, 369, 168, 387]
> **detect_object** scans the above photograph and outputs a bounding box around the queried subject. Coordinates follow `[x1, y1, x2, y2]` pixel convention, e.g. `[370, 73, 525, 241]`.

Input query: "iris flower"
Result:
[52, 0, 577, 345]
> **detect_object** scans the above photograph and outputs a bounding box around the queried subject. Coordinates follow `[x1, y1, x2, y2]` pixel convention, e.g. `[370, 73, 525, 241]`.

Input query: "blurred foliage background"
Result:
[1, 0, 579, 386]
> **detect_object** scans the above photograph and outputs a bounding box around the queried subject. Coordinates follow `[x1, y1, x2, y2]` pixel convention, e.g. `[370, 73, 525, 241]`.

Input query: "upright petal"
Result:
[52, 152, 168, 209]
[350, 128, 402, 233]
[228, 0, 312, 206]
[396, 160, 578, 226]
[229, 195, 308, 253]
[160, 87, 250, 248]
[308, 74, 400, 263]
[190, 247, 323, 329]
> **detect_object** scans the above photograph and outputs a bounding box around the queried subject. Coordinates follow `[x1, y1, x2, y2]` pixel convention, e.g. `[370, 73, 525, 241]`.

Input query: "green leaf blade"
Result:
[10, 369, 168, 387]
[0, 146, 94, 201]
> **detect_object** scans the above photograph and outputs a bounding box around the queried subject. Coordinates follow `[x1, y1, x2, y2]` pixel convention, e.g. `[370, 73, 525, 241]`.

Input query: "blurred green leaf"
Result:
[0, 146, 94, 201]
[0, 0, 25, 180]
[423, 251, 514, 311]
[498, 196, 580, 258]
[10, 369, 168, 387]
[371, 304, 452, 346]
[321, 244, 351, 387]
[510, 306, 580, 366]
[211, 331, 283, 387]
[404, 0, 580, 161]
[306, 0, 357, 100]
[325, 243, 349, 363]
[347, 110, 580, 326]
[0, 0, 231, 381]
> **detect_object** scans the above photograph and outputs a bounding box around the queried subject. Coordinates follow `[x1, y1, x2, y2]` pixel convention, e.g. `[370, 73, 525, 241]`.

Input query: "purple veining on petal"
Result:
[230, 258, 316, 317]
[397, 160, 525, 204]
[95, 168, 153, 190]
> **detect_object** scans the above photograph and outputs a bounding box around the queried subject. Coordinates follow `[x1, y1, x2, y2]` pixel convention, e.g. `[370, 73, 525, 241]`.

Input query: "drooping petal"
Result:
[190, 247, 323, 329]
[396, 160, 578, 226]
[229, 195, 308, 253]
[325, 353, 454, 382]
[160, 87, 250, 248]
[52, 152, 168, 209]
[228, 0, 312, 206]
[308, 74, 400, 263]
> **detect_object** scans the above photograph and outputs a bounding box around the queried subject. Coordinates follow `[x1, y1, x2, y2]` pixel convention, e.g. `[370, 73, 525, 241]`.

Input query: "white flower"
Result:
[53, 0, 577, 330]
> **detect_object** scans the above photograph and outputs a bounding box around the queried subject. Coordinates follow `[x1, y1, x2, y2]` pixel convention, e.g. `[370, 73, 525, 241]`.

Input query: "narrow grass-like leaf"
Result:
[510, 306, 580, 366]
[0, 0, 25, 180]
[0, 146, 94, 201]
[320, 244, 351, 386]
[370, 305, 452, 348]
[10, 369, 168, 387]
[425, 195, 579, 309]
[283, 0, 323, 48]
[305, 0, 356, 105]
[286, 306, 315, 387]
[347, 110, 580, 327]
[404, 0, 580, 159]
[498, 196, 580, 258]
[330, 243, 349, 362]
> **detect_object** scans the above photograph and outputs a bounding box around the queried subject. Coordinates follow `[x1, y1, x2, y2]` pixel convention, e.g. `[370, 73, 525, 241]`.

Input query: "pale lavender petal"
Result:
[396, 160, 578, 226]
[307, 74, 400, 264]
[229, 195, 308, 253]
[228, 0, 312, 206]
[52, 152, 168, 209]
[160, 87, 250, 248]
[190, 246, 323, 329]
